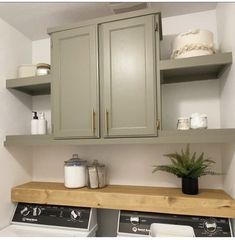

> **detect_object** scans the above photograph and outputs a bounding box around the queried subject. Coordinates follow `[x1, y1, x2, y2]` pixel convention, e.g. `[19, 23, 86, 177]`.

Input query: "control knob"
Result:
[20, 207, 30, 216]
[130, 216, 140, 225]
[33, 207, 42, 216]
[204, 218, 217, 233]
[70, 210, 81, 221]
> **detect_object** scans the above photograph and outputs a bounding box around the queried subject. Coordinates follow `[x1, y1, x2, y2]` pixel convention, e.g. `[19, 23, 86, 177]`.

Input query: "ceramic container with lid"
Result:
[190, 113, 208, 129]
[36, 63, 50, 76]
[64, 154, 87, 188]
[18, 64, 36, 78]
[177, 117, 190, 130]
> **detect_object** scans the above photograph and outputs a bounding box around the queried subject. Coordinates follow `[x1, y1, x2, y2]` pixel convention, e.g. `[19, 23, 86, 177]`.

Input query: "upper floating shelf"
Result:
[4, 129, 235, 146]
[160, 52, 233, 84]
[6, 53, 232, 92]
[6, 75, 51, 95]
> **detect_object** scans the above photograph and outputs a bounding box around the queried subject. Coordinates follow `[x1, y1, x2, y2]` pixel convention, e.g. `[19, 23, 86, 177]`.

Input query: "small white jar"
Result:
[36, 63, 50, 76]
[177, 117, 190, 130]
[64, 154, 87, 188]
[190, 113, 208, 129]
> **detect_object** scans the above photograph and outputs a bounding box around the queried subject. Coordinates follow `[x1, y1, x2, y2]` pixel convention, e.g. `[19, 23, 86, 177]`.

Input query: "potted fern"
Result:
[153, 145, 219, 195]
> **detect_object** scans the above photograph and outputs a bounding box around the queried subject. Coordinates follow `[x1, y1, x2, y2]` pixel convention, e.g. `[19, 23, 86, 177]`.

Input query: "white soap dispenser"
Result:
[38, 112, 47, 135]
[31, 111, 38, 135]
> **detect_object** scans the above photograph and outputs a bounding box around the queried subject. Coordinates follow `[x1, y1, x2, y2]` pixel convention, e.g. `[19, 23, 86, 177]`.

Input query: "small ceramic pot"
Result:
[182, 177, 198, 195]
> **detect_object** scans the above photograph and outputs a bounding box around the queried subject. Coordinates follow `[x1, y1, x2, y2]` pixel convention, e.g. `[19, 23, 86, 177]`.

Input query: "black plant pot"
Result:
[182, 177, 198, 195]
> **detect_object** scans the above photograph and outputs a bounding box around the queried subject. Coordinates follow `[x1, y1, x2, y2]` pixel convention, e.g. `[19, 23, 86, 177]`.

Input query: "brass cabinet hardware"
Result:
[156, 119, 160, 130]
[92, 109, 96, 135]
[105, 109, 109, 134]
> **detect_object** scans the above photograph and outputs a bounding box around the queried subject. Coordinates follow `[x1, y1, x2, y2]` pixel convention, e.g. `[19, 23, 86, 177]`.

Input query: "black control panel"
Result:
[118, 210, 233, 237]
[12, 203, 91, 229]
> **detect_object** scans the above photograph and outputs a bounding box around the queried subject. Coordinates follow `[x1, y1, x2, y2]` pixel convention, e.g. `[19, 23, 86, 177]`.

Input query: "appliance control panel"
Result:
[12, 203, 91, 229]
[118, 210, 233, 237]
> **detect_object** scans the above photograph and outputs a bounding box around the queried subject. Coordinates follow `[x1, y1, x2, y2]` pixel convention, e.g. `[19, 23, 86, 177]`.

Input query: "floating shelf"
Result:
[6, 75, 51, 95]
[160, 52, 232, 84]
[4, 129, 235, 146]
[11, 182, 235, 218]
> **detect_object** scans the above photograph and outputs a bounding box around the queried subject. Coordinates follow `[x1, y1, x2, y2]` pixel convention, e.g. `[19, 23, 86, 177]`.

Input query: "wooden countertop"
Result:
[11, 182, 235, 218]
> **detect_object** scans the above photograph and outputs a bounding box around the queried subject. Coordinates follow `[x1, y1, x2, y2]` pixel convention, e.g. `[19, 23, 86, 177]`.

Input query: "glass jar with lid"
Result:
[64, 154, 87, 188]
[87, 160, 107, 189]
[177, 117, 190, 130]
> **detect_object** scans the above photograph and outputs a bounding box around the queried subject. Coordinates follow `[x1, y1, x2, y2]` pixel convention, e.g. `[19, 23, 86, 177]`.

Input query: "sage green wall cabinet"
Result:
[100, 15, 158, 137]
[51, 25, 99, 139]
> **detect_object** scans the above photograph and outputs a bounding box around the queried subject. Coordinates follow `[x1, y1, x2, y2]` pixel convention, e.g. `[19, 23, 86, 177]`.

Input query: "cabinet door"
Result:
[52, 25, 99, 139]
[100, 15, 157, 137]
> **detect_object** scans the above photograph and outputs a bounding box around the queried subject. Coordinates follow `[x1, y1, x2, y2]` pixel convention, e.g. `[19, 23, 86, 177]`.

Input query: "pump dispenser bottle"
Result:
[38, 112, 47, 134]
[31, 111, 38, 134]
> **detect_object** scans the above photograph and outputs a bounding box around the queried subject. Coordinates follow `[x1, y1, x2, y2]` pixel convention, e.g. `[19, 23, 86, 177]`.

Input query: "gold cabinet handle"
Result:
[92, 109, 96, 135]
[156, 119, 160, 130]
[105, 109, 109, 134]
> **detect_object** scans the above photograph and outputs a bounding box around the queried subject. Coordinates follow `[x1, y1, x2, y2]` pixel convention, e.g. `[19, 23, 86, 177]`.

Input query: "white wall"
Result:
[216, 4, 235, 129]
[216, 3, 235, 231]
[217, 2, 235, 194]
[33, 144, 222, 189]
[32, 38, 50, 65]
[0, 17, 33, 228]
[162, 10, 218, 45]
[162, 80, 220, 130]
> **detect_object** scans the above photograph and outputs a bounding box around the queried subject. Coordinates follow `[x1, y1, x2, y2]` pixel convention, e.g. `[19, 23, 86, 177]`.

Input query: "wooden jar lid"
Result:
[36, 63, 50, 69]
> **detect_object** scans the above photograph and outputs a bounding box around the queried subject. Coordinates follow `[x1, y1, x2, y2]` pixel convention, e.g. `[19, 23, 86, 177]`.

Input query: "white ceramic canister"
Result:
[18, 64, 36, 78]
[190, 113, 208, 129]
[64, 154, 87, 188]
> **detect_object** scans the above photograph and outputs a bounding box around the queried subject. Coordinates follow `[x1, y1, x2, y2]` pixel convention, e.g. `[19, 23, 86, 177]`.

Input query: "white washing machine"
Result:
[117, 210, 233, 237]
[0, 203, 97, 237]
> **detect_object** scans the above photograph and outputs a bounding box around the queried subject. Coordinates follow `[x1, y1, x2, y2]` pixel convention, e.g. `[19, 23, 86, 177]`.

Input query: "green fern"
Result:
[152, 144, 220, 179]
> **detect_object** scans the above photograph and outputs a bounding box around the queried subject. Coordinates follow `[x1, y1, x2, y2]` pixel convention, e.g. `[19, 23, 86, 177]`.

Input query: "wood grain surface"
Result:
[11, 182, 235, 218]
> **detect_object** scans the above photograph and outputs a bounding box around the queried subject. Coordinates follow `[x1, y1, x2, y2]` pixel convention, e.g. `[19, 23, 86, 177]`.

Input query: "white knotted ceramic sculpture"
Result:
[171, 29, 216, 59]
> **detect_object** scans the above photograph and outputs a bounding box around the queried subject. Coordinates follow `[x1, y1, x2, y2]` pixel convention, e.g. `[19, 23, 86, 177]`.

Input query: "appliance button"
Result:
[130, 216, 140, 225]
[204, 218, 217, 233]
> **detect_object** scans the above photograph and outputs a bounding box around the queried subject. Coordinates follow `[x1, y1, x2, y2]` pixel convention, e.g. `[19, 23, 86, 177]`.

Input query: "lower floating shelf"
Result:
[11, 182, 235, 218]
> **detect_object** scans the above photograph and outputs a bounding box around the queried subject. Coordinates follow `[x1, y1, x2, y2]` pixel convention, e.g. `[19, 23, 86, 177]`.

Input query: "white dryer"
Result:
[117, 210, 233, 237]
[0, 203, 97, 237]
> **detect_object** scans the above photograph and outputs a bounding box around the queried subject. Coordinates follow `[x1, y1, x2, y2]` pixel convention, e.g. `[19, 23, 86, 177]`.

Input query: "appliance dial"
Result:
[20, 207, 30, 216]
[204, 218, 217, 233]
[33, 207, 42, 216]
[70, 210, 81, 221]
[130, 216, 140, 225]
